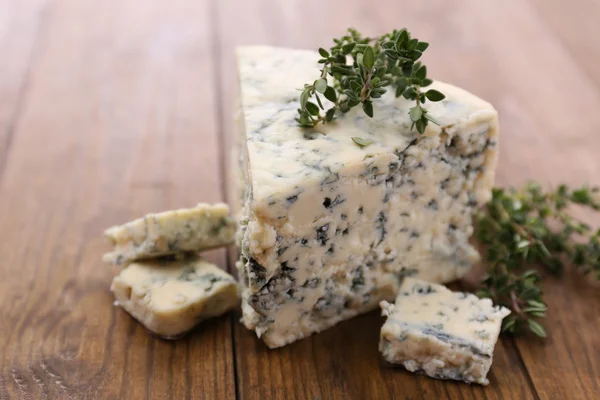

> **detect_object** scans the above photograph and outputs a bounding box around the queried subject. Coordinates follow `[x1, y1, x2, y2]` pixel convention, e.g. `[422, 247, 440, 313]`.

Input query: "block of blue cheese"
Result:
[111, 255, 239, 338]
[234, 46, 500, 348]
[379, 278, 510, 385]
[103, 203, 236, 265]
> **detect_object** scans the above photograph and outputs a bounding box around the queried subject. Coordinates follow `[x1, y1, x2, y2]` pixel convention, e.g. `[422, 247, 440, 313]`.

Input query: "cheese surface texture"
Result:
[111, 256, 239, 338]
[234, 46, 500, 348]
[379, 278, 510, 384]
[104, 203, 236, 265]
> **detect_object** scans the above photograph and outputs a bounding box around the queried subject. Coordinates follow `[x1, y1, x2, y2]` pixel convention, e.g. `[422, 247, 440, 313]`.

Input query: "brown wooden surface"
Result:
[1, 0, 599, 399]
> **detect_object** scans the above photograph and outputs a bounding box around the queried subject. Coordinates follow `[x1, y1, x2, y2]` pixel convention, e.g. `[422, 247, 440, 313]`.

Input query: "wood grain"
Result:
[0, 0, 49, 171]
[231, 307, 536, 400]
[529, 0, 600, 91]
[1, 0, 599, 398]
[0, 0, 235, 399]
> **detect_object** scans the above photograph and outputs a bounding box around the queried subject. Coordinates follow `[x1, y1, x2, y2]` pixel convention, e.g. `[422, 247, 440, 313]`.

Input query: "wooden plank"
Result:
[215, 0, 537, 398]
[0, 0, 597, 397]
[529, 0, 600, 90]
[0, 0, 235, 399]
[0, 0, 49, 171]
[232, 309, 534, 400]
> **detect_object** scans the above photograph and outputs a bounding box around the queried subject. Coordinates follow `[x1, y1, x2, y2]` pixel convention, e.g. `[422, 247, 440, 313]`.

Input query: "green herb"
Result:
[475, 183, 600, 337]
[296, 28, 445, 136]
[351, 137, 374, 147]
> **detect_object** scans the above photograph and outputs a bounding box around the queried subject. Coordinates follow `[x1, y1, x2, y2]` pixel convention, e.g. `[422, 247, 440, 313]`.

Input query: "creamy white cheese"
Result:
[103, 203, 236, 265]
[379, 278, 510, 384]
[111, 255, 239, 338]
[234, 46, 500, 348]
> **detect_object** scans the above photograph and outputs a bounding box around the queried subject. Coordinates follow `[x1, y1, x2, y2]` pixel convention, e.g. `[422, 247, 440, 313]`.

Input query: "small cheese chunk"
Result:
[103, 203, 236, 265]
[111, 256, 239, 338]
[379, 278, 510, 385]
[234, 46, 499, 348]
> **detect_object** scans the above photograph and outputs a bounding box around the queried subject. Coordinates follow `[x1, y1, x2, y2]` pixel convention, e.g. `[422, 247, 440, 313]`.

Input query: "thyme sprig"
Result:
[297, 28, 445, 135]
[475, 183, 600, 337]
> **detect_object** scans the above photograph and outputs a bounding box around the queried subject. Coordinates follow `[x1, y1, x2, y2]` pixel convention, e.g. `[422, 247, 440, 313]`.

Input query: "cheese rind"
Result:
[235, 46, 499, 348]
[379, 278, 510, 385]
[103, 203, 236, 265]
[111, 256, 239, 338]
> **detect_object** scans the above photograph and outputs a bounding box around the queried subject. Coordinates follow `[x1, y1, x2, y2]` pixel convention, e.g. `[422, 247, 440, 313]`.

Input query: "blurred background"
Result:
[1, 1, 599, 399]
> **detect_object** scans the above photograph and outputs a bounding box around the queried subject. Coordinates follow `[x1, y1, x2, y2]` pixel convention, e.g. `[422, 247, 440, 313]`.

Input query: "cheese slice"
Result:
[111, 255, 239, 338]
[103, 203, 236, 265]
[234, 46, 499, 348]
[379, 278, 510, 384]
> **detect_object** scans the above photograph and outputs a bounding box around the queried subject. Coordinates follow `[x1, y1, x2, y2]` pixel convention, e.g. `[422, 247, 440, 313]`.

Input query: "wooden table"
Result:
[1, 0, 599, 399]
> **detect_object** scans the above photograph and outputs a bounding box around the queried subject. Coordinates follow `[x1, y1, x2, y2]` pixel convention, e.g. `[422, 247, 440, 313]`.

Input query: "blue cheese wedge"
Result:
[234, 46, 499, 348]
[103, 203, 236, 265]
[379, 278, 510, 385]
[111, 255, 239, 338]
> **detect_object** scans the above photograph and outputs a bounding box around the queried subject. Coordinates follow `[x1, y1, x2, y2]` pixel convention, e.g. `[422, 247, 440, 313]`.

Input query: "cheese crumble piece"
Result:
[234, 46, 500, 348]
[379, 278, 510, 385]
[111, 255, 239, 338]
[103, 203, 236, 265]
